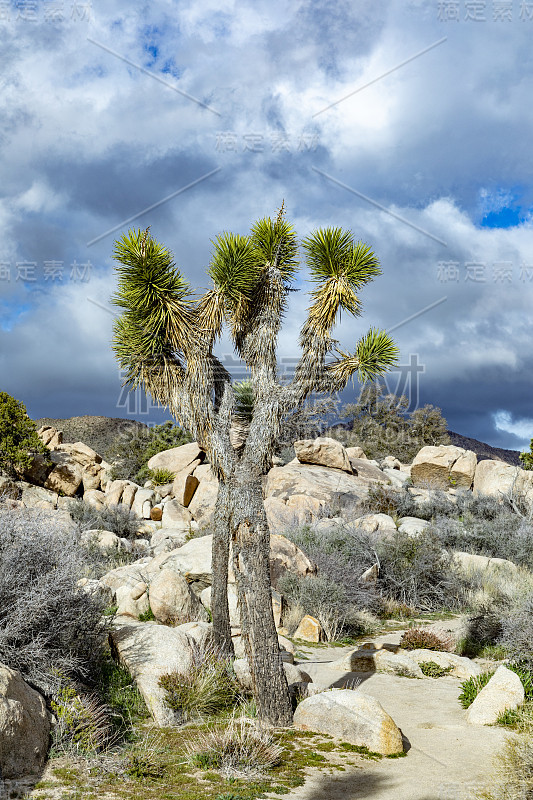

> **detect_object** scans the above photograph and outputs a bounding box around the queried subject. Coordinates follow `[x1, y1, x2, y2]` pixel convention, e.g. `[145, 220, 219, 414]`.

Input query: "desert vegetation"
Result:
[0, 391, 49, 479]
[328, 381, 450, 461]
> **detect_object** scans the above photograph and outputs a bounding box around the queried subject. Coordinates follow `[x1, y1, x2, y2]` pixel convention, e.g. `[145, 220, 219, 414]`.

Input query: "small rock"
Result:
[382, 456, 401, 470]
[132, 488, 155, 518]
[453, 551, 517, 574]
[294, 437, 352, 473]
[161, 499, 194, 528]
[353, 513, 397, 535]
[116, 584, 150, 618]
[397, 517, 429, 536]
[147, 442, 204, 476]
[294, 615, 322, 643]
[149, 568, 208, 625]
[345, 446, 367, 460]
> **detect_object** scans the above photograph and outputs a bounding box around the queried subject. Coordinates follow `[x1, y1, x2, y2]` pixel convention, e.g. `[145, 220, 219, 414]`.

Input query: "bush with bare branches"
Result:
[0, 505, 109, 693]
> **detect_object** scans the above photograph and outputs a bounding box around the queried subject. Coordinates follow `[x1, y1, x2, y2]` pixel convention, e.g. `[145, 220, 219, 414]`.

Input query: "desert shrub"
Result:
[0, 506, 109, 693]
[283, 522, 466, 616]
[331, 382, 449, 462]
[476, 731, 533, 800]
[383, 489, 509, 526]
[458, 671, 494, 708]
[278, 521, 383, 638]
[413, 490, 458, 520]
[278, 573, 376, 641]
[67, 498, 141, 538]
[283, 521, 377, 579]
[419, 661, 453, 678]
[376, 530, 465, 611]
[0, 391, 49, 478]
[81, 538, 138, 578]
[400, 628, 454, 652]
[184, 713, 282, 778]
[105, 420, 192, 483]
[158, 644, 240, 721]
[520, 437, 533, 470]
[96, 652, 149, 729]
[123, 733, 164, 780]
[361, 484, 417, 517]
[461, 563, 533, 618]
[50, 676, 118, 756]
[428, 510, 533, 570]
[125, 754, 163, 780]
[499, 594, 533, 666]
[378, 598, 417, 619]
[456, 492, 508, 520]
[456, 605, 505, 658]
[146, 467, 175, 486]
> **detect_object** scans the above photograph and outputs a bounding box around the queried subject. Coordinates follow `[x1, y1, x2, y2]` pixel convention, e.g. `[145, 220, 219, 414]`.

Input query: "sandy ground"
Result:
[269, 630, 513, 800]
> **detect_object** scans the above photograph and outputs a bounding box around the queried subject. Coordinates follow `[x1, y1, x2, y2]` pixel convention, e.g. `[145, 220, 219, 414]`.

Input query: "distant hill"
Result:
[447, 431, 521, 466]
[32, 415, 523, 468]
[33, 416, 147, 459]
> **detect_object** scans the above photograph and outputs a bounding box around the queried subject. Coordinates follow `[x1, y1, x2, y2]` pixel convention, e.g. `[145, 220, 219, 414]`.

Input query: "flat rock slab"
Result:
[278, 647, 511, 800]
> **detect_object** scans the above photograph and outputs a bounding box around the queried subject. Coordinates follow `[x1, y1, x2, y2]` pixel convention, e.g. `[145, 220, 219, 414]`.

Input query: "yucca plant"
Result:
[111, 206, 398, 725]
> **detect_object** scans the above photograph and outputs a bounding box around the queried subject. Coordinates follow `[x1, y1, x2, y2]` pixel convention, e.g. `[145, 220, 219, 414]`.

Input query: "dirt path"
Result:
[270, 634, 513, 800]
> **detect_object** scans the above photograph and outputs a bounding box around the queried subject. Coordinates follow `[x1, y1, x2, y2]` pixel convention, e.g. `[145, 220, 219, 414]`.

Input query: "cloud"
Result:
[493, 411, 533, 450]
[0, 0, 532, 451]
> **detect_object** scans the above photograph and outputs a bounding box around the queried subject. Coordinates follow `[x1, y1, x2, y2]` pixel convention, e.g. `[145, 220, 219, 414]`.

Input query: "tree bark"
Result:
[211, 479, 234, 656]
[230, 469, 293, 726]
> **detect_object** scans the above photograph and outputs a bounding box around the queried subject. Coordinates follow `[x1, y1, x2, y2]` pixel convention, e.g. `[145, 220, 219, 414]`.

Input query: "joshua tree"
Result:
[111, 209, 398, 725]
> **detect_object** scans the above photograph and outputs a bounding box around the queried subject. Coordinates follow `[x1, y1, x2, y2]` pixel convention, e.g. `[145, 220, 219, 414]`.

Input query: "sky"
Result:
[0, 0, 532, 452]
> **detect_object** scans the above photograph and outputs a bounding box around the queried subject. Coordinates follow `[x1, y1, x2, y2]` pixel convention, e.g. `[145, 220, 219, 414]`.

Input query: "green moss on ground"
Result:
[33, 722, 403, 800]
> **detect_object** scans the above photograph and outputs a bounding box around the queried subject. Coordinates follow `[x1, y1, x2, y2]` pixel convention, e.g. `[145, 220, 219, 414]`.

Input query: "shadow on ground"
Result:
[274, 769, 391, 799]
[272, 767, 458, 800]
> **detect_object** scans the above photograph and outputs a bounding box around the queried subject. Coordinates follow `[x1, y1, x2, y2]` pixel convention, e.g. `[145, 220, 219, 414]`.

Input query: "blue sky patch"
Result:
[481, 206, 522, 228]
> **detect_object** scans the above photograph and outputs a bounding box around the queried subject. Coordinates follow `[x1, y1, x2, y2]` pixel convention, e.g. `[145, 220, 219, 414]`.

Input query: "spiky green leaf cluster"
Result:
[233, 379, 255, 423]
[250, 216, 299, 282]
[303, 228, 380, 285]
[301, 228, 382, 337]
[112, 230, 191, 360]
[328, 329, 399, 387]
[208, 232, 261, 309]
[111, 229, 193, 400]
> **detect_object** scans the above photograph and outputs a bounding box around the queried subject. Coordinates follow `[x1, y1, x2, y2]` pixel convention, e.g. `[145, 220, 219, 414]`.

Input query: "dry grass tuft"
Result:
[184, 711, 282, 779]
[476, 730, 533, 800]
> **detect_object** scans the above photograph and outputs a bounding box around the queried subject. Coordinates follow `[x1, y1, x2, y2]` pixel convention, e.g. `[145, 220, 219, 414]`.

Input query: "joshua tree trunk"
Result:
[211, 480, 234, 656]
[230, 466, 292, 726]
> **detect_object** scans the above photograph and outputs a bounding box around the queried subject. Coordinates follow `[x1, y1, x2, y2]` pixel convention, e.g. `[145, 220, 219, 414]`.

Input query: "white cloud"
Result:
[493, 411, 533, 450]
[15, 181, 63, 214]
